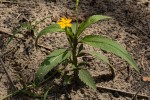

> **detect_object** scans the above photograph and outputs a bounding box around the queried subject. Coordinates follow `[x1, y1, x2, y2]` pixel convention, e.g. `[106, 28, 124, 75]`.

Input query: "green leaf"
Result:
[35, 24, 65, 46]
[81, 35, 139, 72]
[25, 22, 33, 31]
[78, 43, 84, 54]
[71, 23, 77, 34]
[35, 49, 71, 84]
[43, 86, 52, 100]
[88, 51, 109, 64]
[77, 15, 111, 37]
[78, 69, 96, 90]
[66, 27, 74, 38]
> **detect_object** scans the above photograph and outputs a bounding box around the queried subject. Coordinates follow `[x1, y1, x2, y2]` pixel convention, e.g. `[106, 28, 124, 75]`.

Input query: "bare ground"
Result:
[0, 0, 150, 99]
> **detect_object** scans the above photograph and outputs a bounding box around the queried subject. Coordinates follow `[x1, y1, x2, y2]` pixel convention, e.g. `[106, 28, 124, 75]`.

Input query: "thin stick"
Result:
[146, 19, 150, 34]
[0, 58, 17, 90]
[0, 1, 35, 5]
[131, 82, 148, 100]
[97, 85, 150, 99]
[133, 25, 150, 38]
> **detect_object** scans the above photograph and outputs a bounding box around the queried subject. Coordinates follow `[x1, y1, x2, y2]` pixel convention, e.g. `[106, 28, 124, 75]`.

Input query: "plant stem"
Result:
[72, 38, 77, 66]
[73, 0, 79, 67]
[72, 0, 80, 82]
[75, 0, 79, 35]
[72, 37, 79, 82]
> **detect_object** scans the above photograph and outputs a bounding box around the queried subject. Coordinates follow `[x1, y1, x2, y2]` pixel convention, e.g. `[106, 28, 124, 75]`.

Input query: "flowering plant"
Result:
[35, 14, 139, 90]
[34, 0, 139, 90]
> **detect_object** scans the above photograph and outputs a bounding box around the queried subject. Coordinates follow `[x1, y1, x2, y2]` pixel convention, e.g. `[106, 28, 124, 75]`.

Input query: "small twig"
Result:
[125, 64, 131, 81]
[133, 25, 150, 38]
[146, 19, 150, 34]
[141, 55, 145, 70]
[0, 75, 2, 81]
[131, 82, 148, 100]
[0, 58, 17, 90]
[0, 45, 18, 59]
[97, 85, 150, 99]
[0, 0, 17, 3]
[0, 1, 36, 5]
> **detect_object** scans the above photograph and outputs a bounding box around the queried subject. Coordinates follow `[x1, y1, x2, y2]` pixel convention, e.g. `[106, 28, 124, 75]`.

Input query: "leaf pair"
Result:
[35, 15, 111, 43]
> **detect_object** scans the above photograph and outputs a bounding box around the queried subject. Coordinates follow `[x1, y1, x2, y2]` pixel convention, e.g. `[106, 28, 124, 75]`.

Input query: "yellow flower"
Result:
[57, 17, 72, 28]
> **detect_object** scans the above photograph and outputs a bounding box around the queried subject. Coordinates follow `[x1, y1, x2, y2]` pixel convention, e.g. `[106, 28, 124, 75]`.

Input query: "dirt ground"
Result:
[0, 0, 150, 100]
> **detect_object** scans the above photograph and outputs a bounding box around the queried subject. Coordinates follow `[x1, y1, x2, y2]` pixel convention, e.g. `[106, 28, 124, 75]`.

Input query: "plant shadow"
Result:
[94, 73, 115, 83]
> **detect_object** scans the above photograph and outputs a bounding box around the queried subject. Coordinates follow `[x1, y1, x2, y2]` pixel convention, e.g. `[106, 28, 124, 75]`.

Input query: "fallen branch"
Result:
[97, 85, 150, 99]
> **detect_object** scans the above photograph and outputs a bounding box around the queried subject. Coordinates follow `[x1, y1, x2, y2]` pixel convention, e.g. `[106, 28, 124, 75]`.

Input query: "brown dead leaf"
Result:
[142, 76, 150, 82]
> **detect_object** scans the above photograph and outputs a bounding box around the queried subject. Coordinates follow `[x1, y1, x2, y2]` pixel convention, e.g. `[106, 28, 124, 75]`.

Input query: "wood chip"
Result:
[142, 76, 150, 82]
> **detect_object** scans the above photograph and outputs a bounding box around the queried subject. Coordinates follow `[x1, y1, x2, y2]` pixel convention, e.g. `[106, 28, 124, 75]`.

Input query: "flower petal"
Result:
[61, 17, 67, 22]
[66, 18, 72, 23]
[60, 23, 66, 28]
[57, 17, 72, 28]
[66, 23, 72, 27]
